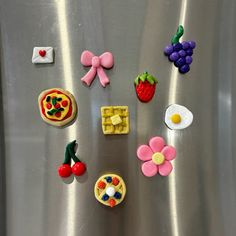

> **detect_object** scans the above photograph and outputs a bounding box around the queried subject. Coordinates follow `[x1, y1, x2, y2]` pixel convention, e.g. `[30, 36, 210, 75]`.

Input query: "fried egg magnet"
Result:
[165, 104, 193, 130]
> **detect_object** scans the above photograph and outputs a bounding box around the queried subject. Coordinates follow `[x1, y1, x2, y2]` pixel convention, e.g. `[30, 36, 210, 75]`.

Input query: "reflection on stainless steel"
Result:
[167, 2, 187, 236]
[56, 1, 77, 235]
[1, 0, 236, 236]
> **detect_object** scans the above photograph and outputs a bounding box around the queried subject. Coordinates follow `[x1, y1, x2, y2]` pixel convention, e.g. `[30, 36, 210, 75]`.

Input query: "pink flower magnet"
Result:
[137, 136, 176, 177]
[80, 50, 114, 87]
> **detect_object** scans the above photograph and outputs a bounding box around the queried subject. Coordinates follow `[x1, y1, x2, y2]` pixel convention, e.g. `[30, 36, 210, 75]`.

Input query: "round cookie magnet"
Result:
[58, 140, 86, 178]
[38, 88, 77, 127]
[164, 25, 196, 74]
[165, 104, 193, 130]
[134, 71, 158, 102]
[80, 50, 114, 87]
[137, 136, 176, 177]
[94, 174, 126, 208]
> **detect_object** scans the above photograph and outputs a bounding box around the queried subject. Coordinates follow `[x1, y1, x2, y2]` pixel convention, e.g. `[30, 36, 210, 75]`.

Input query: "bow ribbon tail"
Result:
[81, 67, 97, 86]
[97, 67, 110, 87]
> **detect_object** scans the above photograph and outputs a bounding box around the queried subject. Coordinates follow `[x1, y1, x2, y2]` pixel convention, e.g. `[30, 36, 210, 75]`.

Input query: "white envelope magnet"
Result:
[32, 47, 54, 64]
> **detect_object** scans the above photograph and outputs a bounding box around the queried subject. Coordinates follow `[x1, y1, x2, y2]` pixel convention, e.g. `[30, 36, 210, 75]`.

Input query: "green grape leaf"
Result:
[171, 25, 184, 44]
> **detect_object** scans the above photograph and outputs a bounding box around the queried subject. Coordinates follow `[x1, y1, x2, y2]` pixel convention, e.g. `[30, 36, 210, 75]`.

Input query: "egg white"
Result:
[165, 104, 193, 130]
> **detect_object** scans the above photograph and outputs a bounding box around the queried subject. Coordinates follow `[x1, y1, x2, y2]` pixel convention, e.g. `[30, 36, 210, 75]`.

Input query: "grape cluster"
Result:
[164, 41, 196, 74]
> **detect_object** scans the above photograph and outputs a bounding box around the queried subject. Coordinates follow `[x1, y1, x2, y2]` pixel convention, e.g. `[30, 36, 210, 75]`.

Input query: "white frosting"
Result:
[32, 47, 54, 64]
[106, 186, 115, 197]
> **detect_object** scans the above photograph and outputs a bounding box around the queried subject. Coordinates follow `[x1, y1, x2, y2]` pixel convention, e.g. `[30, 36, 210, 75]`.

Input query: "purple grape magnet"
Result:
[164, 25, 196, 74]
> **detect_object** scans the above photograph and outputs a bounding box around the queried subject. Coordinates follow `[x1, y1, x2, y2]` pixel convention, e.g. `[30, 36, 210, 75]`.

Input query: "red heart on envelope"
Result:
[39, 50, 46, 57]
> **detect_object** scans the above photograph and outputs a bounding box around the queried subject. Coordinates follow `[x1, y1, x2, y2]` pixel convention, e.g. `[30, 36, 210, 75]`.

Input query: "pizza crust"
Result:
[38, 88, 77, 127]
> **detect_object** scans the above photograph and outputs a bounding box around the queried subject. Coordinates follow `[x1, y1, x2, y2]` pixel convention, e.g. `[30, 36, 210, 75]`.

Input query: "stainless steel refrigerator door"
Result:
[1, 0, 236, 236]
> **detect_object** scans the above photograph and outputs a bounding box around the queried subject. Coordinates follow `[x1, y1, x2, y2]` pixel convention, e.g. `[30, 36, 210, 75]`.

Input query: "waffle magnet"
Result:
[101, 106, 129, 134]
[38, 88, 77, 127]
[94, 174, 126, 208]
[32, 47, 54, 63]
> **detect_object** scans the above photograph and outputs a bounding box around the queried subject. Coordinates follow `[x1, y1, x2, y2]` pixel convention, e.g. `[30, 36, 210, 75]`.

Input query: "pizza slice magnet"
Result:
[38, 88, 77, 127]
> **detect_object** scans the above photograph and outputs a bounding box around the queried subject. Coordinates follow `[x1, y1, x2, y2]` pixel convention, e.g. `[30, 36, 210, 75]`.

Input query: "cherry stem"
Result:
[63, 146, 71, 164]
[67, 140, 81, 163]
[63, 140, 81, 164]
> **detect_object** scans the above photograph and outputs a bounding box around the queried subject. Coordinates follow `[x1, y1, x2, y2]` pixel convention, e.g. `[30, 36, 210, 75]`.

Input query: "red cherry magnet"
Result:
[58, 140, 86, 178]
[58, 164, 72, 178]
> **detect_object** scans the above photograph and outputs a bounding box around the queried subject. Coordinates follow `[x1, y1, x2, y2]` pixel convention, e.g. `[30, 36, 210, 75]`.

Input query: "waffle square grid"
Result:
[101, 106, 129, 134]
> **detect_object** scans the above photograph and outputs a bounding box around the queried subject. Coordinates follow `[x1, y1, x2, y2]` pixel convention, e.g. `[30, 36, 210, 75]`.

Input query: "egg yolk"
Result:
[171, 114, 181, 124]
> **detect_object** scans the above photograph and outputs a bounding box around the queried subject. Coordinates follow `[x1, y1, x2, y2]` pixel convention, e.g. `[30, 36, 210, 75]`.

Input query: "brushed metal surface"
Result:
[1, 0, 236, 236]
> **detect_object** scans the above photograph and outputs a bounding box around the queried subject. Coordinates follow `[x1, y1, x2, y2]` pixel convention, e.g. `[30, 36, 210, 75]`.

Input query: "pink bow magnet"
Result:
[80, 50, 114, 87]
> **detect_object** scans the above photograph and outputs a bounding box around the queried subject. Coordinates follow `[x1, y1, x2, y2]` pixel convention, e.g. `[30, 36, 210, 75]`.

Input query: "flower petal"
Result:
[159, 161, 173, 176]
[161, 146, 176, 161]
[141, 161, 158, 177]
[149, 136, 165, 152]
[137, 145, 153, 161]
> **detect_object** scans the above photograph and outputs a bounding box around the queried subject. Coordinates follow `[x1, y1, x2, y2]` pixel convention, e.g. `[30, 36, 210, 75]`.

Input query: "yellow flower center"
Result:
[171, 114, 181, 124]
[152, 152, 165, 165]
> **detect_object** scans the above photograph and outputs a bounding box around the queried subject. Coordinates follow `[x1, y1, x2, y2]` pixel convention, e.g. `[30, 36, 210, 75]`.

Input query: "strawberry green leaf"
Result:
[148, 75, 158, 84]
[134, 75, 141, 85]
[147, 76, 155, 84]
[140, 74, 146, 82]
[134, 71, 158, 85]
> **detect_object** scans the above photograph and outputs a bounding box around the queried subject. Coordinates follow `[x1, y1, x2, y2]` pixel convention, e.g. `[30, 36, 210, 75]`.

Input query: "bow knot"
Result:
[92, 56, 100, 68]
[80, 50, 114, 87]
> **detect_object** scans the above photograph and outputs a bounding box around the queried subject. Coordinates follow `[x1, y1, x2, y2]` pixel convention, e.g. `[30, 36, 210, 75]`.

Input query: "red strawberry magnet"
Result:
[134, 71, 158, 103]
